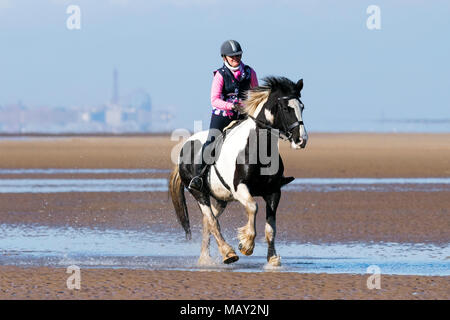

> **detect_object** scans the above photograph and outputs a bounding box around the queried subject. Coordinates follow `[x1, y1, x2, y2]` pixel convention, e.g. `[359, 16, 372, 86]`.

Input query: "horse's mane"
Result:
[241, 76, 296, 116]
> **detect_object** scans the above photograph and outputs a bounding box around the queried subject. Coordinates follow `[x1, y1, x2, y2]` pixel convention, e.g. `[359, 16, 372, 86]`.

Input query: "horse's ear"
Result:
[296, 79, 303, 93]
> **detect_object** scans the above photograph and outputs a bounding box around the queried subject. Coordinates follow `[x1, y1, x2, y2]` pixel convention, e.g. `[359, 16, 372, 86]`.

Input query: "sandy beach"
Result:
[0, 133, 449, 177]
[1, 266, 448, 300]
[0, 133, 449, 300]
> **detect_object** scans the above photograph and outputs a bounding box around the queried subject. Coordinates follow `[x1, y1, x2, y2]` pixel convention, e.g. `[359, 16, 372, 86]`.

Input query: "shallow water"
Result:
[0, 175, 449, 193]
[0, 224, 448, 275]
[283, 178, 450, 192]
[0, 178, 168, 193]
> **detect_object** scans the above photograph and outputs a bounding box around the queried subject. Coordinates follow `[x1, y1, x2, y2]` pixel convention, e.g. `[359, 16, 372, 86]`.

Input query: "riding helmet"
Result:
[220, 40, 243, 57]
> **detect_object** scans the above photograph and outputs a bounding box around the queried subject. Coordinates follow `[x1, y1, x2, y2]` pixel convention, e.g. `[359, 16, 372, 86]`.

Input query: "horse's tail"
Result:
[169, 165, 192, 240]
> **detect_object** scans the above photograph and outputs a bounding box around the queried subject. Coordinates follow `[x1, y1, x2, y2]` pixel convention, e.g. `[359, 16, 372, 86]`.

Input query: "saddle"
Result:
[204, 118, 245, 164]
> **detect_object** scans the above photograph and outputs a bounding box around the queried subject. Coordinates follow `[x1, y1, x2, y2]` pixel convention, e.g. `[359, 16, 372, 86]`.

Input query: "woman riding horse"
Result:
[170, 76, 308, 266]
[188, 40, 259, 191]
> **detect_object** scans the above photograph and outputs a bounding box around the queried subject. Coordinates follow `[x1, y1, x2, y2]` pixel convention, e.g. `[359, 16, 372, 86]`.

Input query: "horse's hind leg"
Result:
[198, 199, 228, 265]
[234, 183, 258, 256]
[197, 198, 238, 264]
[263, 191, 281, 266]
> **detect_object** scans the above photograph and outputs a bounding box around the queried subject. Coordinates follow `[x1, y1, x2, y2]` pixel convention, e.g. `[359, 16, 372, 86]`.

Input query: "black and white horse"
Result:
[169, 77, 308, 266]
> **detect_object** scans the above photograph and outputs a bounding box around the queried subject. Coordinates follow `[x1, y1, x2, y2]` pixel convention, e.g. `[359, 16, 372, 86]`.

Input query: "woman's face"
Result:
[224, 54, 242, 67]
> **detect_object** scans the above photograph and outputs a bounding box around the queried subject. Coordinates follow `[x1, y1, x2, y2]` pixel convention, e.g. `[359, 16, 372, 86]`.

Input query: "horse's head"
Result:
[249, 77, 308, 149]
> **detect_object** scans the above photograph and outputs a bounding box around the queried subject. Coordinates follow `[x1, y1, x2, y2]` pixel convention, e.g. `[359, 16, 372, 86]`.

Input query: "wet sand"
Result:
[0, 191, 448, 244]
[0, 134, 449, 299]
[0, 266, 448, 300]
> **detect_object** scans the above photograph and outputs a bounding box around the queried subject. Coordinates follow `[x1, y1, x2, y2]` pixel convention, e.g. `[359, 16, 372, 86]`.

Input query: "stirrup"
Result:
[188, 175, 203, 191]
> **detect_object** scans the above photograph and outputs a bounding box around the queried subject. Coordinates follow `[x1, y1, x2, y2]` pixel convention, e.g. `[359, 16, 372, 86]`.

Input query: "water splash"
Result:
[0, 224, 448, 275]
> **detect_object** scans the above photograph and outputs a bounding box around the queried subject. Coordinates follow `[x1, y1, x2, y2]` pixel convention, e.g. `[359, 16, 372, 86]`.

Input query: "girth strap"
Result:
[213, 164, 232, 192]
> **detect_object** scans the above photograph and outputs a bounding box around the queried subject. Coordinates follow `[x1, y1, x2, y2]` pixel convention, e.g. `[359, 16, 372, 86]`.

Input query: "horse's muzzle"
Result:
[299, 137, 307, 148]
[291, 138, 307, 149]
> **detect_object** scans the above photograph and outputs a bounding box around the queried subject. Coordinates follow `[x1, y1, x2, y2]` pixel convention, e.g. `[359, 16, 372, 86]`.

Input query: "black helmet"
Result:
[220, 40, 243, 57]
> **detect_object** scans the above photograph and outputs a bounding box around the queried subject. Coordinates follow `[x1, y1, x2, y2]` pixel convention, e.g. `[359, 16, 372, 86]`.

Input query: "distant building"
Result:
[0, 69, 154, 133]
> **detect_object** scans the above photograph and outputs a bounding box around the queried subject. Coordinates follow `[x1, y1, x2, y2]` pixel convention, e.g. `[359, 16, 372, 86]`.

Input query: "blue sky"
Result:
[1, 0, 449, 132]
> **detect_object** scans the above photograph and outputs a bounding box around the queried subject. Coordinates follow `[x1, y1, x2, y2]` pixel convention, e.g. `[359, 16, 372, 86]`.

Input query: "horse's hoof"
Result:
[267, 255, 281, 267]
[223, 252, 239, 264]
[238, 243, 254, 256]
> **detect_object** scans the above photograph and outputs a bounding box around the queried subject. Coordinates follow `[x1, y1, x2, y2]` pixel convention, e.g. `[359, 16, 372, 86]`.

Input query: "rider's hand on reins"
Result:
[233, 101, 244, 113]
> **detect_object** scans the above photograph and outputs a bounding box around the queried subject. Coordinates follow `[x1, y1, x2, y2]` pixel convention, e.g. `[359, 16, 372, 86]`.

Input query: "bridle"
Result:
[244, 95, 303, 141]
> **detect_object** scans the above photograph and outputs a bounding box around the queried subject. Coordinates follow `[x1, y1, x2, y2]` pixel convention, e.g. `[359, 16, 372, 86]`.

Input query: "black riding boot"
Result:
[187, 143, 210, 192]
[188, 164, 205, 191]
[187, 117, 225, 192]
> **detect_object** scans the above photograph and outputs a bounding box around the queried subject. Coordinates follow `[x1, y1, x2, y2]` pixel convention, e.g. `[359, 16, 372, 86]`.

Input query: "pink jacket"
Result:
[211, 62, 258, 117]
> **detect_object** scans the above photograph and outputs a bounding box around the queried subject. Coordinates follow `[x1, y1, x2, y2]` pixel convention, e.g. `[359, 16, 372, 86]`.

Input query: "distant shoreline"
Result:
[0, 131, 449, 137]
[0, 132, 173, 138]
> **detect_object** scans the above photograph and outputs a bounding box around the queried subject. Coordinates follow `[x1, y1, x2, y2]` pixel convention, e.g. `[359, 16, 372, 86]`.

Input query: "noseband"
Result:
[276, 96, 303, 140]
[244, 96, 303, 141]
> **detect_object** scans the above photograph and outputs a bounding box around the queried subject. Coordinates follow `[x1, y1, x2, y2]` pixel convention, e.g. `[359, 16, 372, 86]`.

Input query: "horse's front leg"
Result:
[197, 197, 238, 264]
[234, 183, 258, 256]
[198, 199, 228, 265]
[263, 191, 281, 266]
